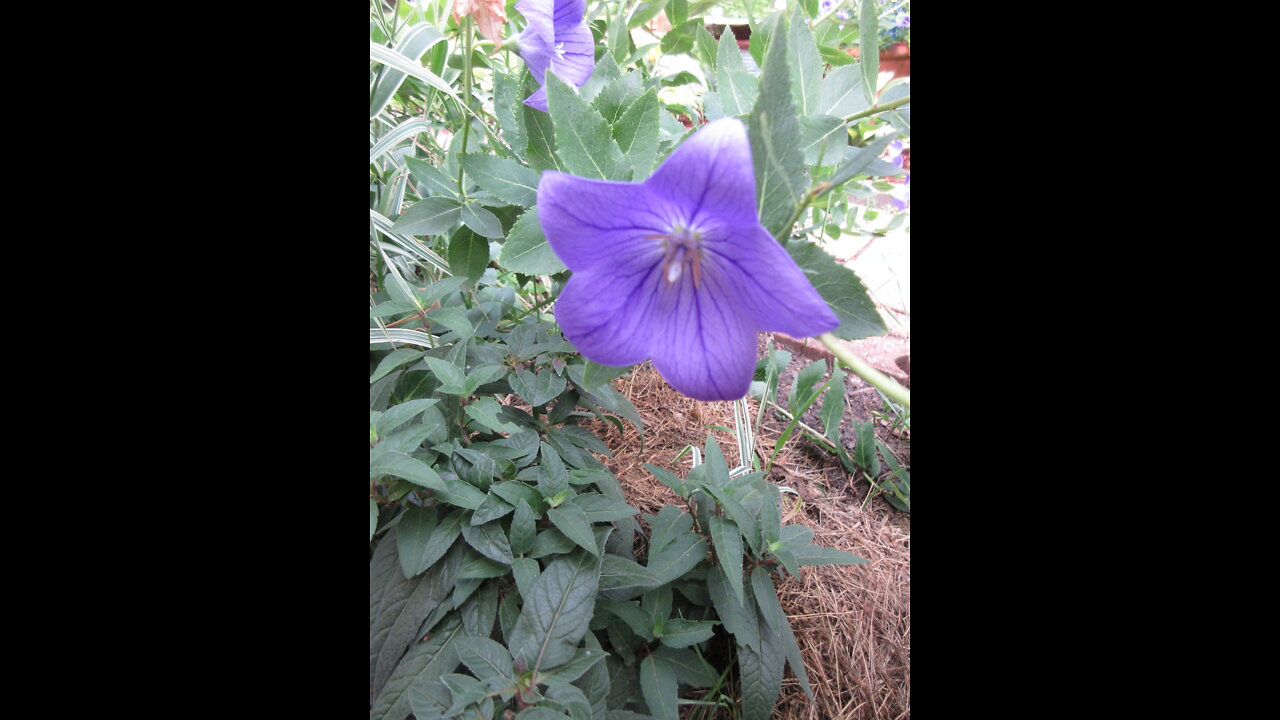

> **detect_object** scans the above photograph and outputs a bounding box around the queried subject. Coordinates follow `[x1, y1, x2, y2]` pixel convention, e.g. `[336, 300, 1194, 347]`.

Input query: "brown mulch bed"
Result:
[580, 334, 911, 719]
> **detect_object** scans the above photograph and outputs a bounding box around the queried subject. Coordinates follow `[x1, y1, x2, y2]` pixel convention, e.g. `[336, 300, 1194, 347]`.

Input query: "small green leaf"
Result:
[639, 654, 679, 720]
[462, 519, 514, 565]
[545, 72, 631, 181]
[456, 636, 515, 686]
[459, 154, 539, 206]
[858, 0, 880, 103]
[465, 397, 524, 434]
[370, 498, 378, 541]
[446, 226, 490, 283]
[499, 208, 567, 275]
[391, 196, 461, 235]
[509, 499, 538, 556]
[716, 28, 758, 117]
[612, 88, 659, 179]
[658, 618, 718, 648]
[509, 367, 569, 407]
[461, 202, 505, 239]
[548, 503, 599, 556]
[708, 515, 744, 604]
[371, 348, 425, 384]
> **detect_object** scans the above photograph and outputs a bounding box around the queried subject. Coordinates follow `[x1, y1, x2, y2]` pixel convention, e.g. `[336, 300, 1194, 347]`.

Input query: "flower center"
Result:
[553, 42, 566, 59]
[651, 225, 704, 289]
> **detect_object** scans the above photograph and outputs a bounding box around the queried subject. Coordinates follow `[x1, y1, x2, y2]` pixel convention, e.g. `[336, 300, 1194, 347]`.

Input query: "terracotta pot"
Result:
[846, 42, 910, 79]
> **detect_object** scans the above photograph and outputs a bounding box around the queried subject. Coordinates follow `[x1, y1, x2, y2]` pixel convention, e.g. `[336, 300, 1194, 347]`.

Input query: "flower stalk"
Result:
[456, 16, 475, 198]
[818, 332, 910, 408]
[843, 94, 911, 124]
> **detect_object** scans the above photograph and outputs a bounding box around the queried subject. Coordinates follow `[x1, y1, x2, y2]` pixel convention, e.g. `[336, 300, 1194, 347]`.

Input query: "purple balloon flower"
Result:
[537, 118, 839, 401]
[515, 0, 594, 112]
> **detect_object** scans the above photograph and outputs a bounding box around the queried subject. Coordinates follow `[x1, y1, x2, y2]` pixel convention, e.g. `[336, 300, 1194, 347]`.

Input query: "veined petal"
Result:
[538, 171, 676, 274]
[644, 117, 757, 223]
[555, 264, 664, 367]
[649, 266, 758, 401]
[549, 22, 594, 87]
[700, 220, 839, 338]
[515, 0, 554, 75]
[552, 0, 587, 29]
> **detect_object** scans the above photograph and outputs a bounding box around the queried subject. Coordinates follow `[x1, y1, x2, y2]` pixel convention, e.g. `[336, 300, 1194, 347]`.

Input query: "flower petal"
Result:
[644, 117, 757, 223]
[700, 220, 839, 338]
[648, 268, 758, 401]
[523, 84, 548, 111]
[515, 0, 553, 75]
[552, 0, 587, 29]
[555, 263, 664, 367]
[549, 22, 594, 87]
[538, 171, 674, 274]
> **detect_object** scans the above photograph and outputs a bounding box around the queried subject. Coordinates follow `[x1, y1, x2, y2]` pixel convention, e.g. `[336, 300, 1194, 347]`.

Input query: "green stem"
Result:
[843, 94, 910, 124]
[456, 16, 474, 199]
[817, 332, 911, 408]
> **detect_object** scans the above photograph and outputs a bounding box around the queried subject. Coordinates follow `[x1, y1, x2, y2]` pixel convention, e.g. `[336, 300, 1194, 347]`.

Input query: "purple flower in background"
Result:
[894, 13, 911, 28]
[515, 0, 594, 111]
[537, 118, 839, 401]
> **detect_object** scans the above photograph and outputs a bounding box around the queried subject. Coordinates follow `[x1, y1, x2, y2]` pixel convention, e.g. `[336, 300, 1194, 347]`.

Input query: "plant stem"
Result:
[818, 332, 910, 408]
[842, 95, 910, 124]
[456, 16, 474, 199]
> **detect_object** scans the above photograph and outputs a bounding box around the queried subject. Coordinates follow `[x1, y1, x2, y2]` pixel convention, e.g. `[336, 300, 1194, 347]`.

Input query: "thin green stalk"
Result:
[842, 94, 910, 123]
[817, 332, 910, 407]
[456, 16, 474, 199]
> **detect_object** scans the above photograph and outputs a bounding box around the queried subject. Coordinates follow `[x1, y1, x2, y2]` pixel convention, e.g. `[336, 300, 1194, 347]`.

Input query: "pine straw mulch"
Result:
[578, 338, 910, 720]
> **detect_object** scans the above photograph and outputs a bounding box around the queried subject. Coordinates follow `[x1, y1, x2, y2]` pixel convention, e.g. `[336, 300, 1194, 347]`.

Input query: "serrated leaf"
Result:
[748, 14, 806, 240]
[799, 114, 848, 166]
[461, 202, 505, 239]
[391, 196, 461, 235]
[818, 64, 870, 118]
[545, 72, 631, 181]
[549, 503, 599, 556]
[459, 154, 539, 206]
[706, 566, 759, 650]
[612, 88, 659, 179]
[405, 156, 460, 199]
[508, 552, 601, 674]
[500, 207, 567, 275]
[494, 67, 528, 156]
[787, 4, 822, 115]
[737, 627, 784, 720]
[372, 543, 464, 702]
[716, 28, 758, 117]
[783, 240, 887, 340]
[639, 654, 679, 720]
[858, 0, 880, 103]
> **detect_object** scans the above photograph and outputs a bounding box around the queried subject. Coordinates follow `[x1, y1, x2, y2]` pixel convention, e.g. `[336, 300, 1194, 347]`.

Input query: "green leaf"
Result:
[787, 4, 822, 116]
[423, 356, 468, 394]
[701, 433, 730, 488]
[462, 519, 514, 565]
[456, 636, 514, 687]
[570, 494, 638, 523]
[472, 491, 516, 526]
[799, 114, 849, 166]
[405, 156, 461, 199]
[459, 154, 540, 207]
[396, 505, 439, 578]
[391, 196, 461, 235]
[708, 515, 744, 605]
[465, 397, 524, 435]
[372, 543, 465, 701]
[658, 618, 718, 648]
[639, 654, 679, 720]
[783, 239, 888, 340]
[789, 544, 868, 566]
[376, 398, 440, 437]
[509, 499, 538, 556]
[748, 13, 806, 240]
[548, 503, 600, 556]
[788, 359, 828, 417]
[369, 41, 461, 105]
[523, 98, 560, 171]
[371, 348, 425, 384]
[508, 552, 601, 674]
[545, 72, 631, 181]
[642, 464, 688, 498]
[858, 0, 880, 103]
[500, 208, 567, 276]
[817, 64, 870, 118]
[494, 67, 528, 156]
[706, 561, 760, 650]
[737, 626, 785, 720]
[598, 554, 661, 594]
[370, 498, 379, 541]
[653, 645, 719, 688]
[716, 28, 758, 117]
[461, 202, 505, 239]
[644, 506, 708, 585]
[446, 226, 490, 283]
[538, 442, 571, 498]
[371, 451, 444, 490]
[612, 88, 659, 180]
[820, 363, 847, 444]
[824, 132, 901, 191]
[536, 647, 610, 687]
[750, 568, 813, 700]
[371, 613, 465, 720]
[509, 367, 569, 407]
[853, 419, 879, 474]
